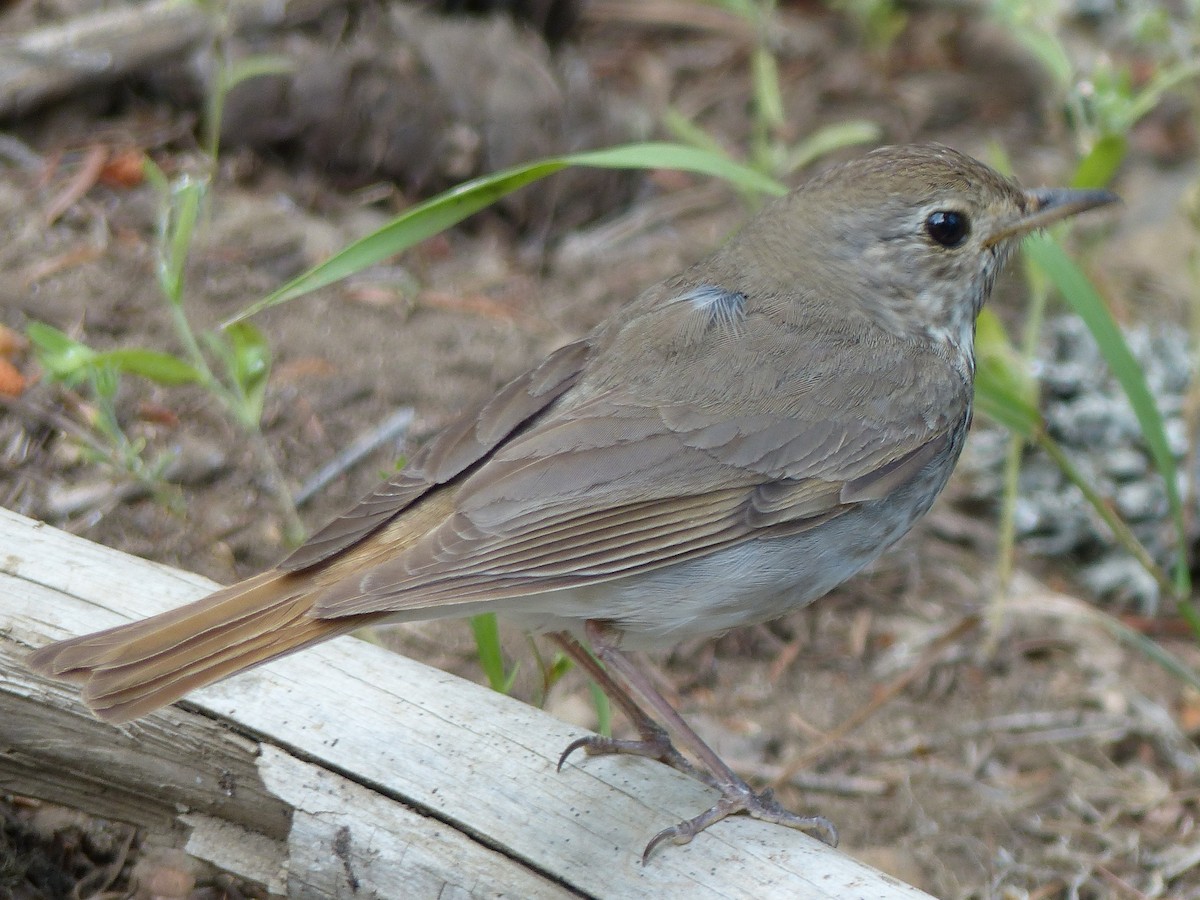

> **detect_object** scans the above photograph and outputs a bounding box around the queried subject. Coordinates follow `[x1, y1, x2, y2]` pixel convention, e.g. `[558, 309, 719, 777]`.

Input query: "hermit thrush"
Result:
[28, 144, 1116, 859]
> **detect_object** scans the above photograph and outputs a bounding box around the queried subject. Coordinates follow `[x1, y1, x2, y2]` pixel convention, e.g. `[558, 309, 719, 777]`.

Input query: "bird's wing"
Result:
[304, 293, 971, 618]
[280, 339, 592, 572]
[307, 404, 956, 618]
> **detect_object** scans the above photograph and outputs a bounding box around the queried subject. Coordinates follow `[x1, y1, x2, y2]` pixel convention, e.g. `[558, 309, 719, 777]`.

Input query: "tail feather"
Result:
[27, 571, 385, 723]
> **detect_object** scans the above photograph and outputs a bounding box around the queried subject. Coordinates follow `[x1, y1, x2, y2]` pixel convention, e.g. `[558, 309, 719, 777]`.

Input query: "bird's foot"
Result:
[549, 628, 837, 862]
[557, 723, 715, 786]
[642, 783, 838, 864]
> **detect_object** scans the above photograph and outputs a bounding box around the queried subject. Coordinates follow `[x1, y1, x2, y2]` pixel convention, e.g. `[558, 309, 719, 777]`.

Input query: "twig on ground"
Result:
[771, 615, 980, 786]
[750, 764, 891, 797]
[43, 144, 107, 224]
[295, 406, 413, 506]
[881, 710, 1141, 758]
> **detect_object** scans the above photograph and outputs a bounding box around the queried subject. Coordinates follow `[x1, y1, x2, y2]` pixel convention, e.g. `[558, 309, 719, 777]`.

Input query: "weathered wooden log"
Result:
[0, 506, 930, 898]
[0, 0, 346, 119]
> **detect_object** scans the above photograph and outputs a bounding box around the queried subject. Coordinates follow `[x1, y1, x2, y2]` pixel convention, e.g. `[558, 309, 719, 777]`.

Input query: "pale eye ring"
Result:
[925, 210, 970, 247]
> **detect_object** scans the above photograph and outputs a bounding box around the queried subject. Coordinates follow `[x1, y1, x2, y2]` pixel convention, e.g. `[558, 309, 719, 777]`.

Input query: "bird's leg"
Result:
[578, 621, 839, 863]
[550, 633, 711, 784]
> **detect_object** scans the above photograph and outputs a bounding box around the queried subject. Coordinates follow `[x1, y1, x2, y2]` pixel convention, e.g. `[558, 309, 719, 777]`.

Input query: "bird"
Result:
[27, 143, 1117, 860]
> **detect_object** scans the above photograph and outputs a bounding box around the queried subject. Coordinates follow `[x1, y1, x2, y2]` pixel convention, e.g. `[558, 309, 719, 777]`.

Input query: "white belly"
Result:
[502, 466, 947, 648]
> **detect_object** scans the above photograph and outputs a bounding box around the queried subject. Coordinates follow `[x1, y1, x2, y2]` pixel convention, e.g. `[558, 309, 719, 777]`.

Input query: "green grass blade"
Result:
[1034, 433, 1181, 605]
[160, 176, 205, 307]
[222, 322, 272, 426]
[1041, 577, 1200, 692]
[1071, 134, 1127, 190]
[587, 680, 612, 738]
[751, 46, 785, 130]
[1025, 234, 1192, 600]
[27, 321, 96, 382]
[781, 120, 883, 175]
[973, 308, 1042, 436]
[90, 349, 204, 386]
[470, 613, 514, 694]
[661, 108, 727, 156]
[219, 54, 295, 92]
[565, 144, 786, 194]
[228, 143, 786, 323]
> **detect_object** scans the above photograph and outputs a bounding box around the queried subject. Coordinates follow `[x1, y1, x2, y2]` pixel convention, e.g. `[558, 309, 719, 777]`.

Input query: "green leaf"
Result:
[470, 613, 516, 694]
[31, 326, 201, 388]
[567, 144, 785, 195]
[1125, 59, 1200, 130]
[28, 320, 86, 357]
[588, 680, 612, 738]
[699, 0, 758, 18]
[973, 309, 1042, 436]
[751, 46, 785, 130]
[90, 349, 204, 385]
[219, 54, 295, 92]
[1024, 234, 1190, 596]
[661, 108, 727, 156]
[158, 175, 207, 306]
[1087, 607, 1200, 692]
[88, 362, 120, 404]
[1071, 134, 1126, 190]
[782, 120, 883, 175]
[1000, 17, 1073, 87]
[223, 322, 272, 426]
[228, 143, 787, 322]
[142, 155, 169, 194]
[545, 651, 573, 690]
[27, 322, 97, 383]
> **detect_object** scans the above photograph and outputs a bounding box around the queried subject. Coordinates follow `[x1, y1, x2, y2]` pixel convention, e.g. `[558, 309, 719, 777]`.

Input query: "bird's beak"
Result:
[984, 186, 1120, 248]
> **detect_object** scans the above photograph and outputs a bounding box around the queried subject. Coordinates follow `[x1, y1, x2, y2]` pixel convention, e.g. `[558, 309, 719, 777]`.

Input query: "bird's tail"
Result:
[26, 571, 382, 723]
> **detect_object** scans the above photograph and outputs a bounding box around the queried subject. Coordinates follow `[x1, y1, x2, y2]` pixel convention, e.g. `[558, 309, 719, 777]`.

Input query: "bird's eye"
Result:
[924, 210, 970, 248]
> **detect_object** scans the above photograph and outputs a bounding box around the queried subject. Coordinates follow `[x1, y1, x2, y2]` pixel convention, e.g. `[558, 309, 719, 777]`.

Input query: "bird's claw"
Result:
[556, 735, 595, 772]
[557, 729, 712, 783]
[641, 782, 839, 864]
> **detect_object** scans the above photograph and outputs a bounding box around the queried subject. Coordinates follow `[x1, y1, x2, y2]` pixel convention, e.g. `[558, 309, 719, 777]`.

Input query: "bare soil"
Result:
[2, 2, 1199, 898]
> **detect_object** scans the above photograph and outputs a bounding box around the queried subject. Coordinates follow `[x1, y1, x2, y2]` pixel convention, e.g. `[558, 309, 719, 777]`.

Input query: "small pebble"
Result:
[961, 315, 1195, 610]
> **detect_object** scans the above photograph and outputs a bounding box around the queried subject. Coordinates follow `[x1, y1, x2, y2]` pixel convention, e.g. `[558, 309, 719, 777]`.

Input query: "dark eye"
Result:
[925, 210, 970, 247]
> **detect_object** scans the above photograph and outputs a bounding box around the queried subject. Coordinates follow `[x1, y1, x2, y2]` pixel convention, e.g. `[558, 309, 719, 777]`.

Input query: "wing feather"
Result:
[295, 288, 972, 620]
[281, 340, 591, 571]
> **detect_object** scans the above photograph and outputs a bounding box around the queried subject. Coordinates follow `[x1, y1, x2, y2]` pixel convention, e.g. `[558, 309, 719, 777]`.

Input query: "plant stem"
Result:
[1034, 431, 1199, 637]
[165, 295, 216, 385]
[243, 424, 305, 546]
[990, 262, 1050, 640]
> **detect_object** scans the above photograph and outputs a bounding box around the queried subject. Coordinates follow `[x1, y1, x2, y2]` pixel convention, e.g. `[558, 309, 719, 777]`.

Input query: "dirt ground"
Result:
[2, 1, 1200, 898]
